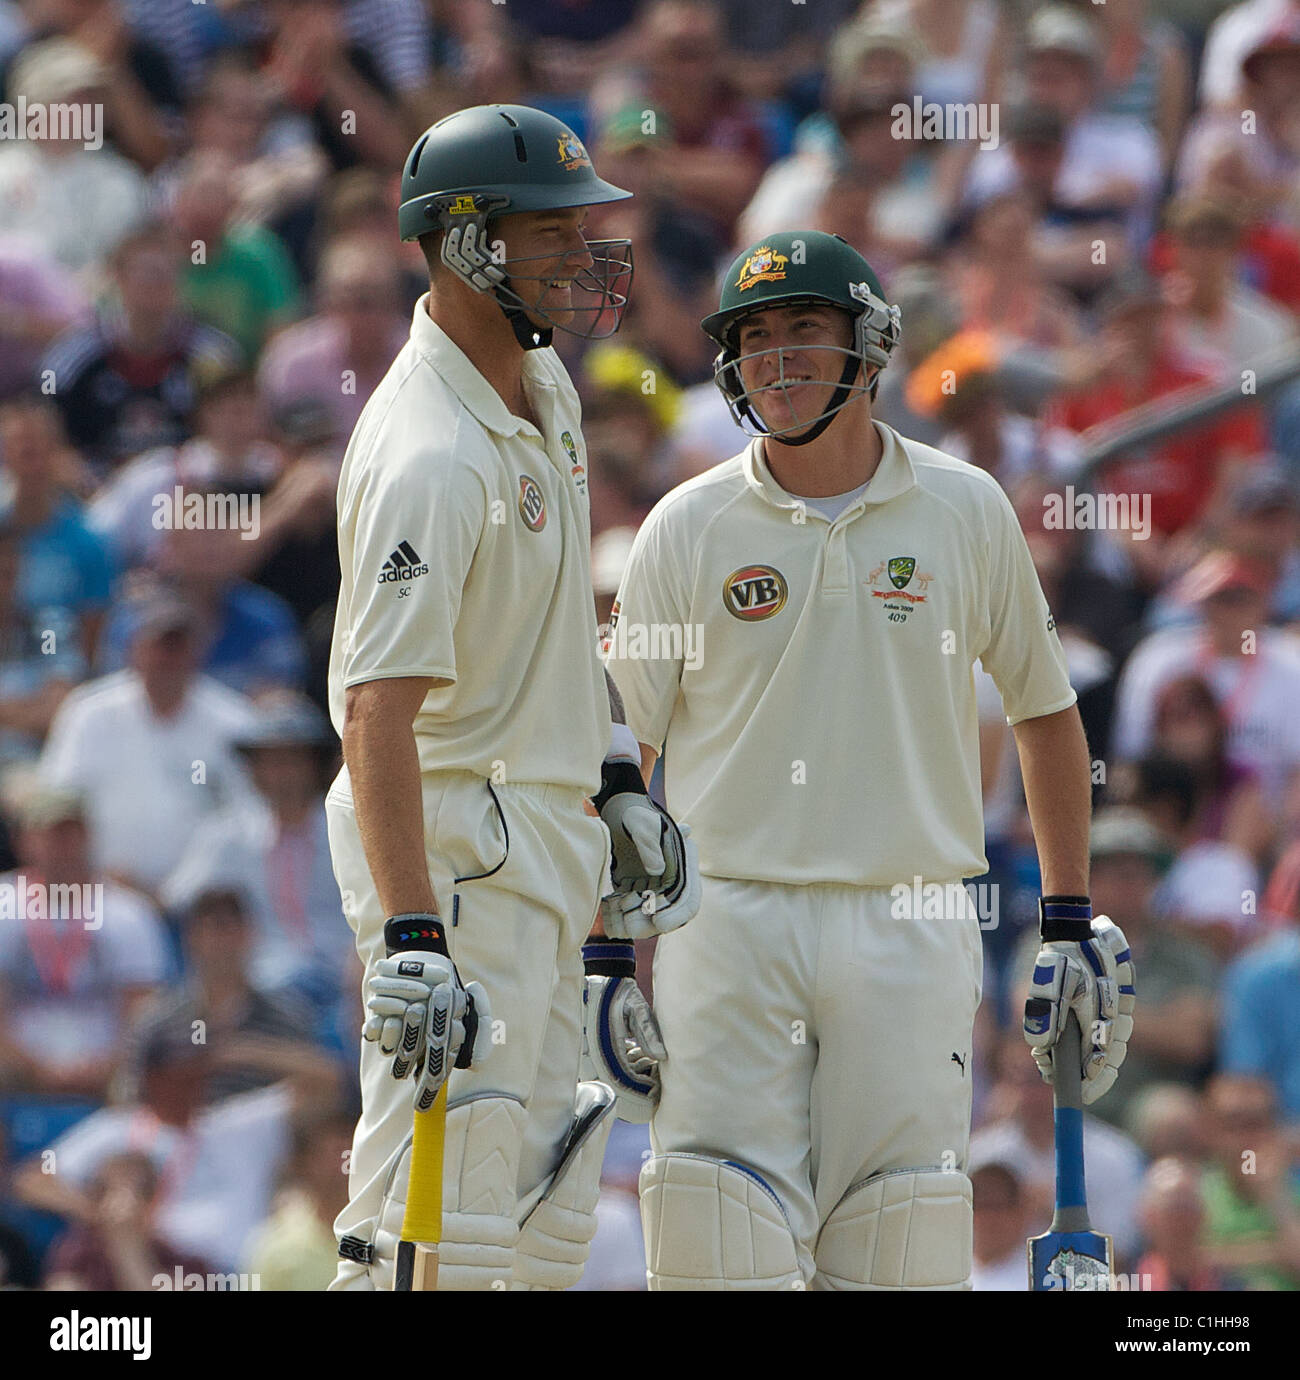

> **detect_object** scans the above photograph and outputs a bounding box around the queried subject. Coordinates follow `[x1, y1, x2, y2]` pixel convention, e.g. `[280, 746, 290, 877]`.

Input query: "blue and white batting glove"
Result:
[580, 941, 666, 1123]
[1023, 897, 1136, 1105]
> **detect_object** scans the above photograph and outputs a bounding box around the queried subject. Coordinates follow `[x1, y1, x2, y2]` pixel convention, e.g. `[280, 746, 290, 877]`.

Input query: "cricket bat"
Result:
[1027, 1011, 1114, 1291]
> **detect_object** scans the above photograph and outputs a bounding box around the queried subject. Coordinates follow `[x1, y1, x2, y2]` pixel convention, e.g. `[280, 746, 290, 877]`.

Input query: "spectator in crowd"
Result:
[1161, 197, 1297, 380]
[85, 364, 280, 574]
[1198, 1074, 1300, 1290]
[964, 5, 1164, 252]
[97, 523, 308, 697]
[0, 522, 84, 769]
[1113, 549, 1300, 808]
[129, 887, 342, 1105]
[42, 1150, 214, 1290]
[256, 233, 408, 447]
[0, 393, 115, 663]
[969, 1030, 1145, 1265]
[161, 694, 353, 1014]
[1200, 0, 1300, 109]
[242, 1094, 359, 1291]
[1129, 1082, 1210, 1163]
[0, 781, 167, 1099]
[38, 588, 259, 897]
[14, 1023, 332, 1274]
[0, 36, 148, 278]
[1219, 844, 1300, 1120]
[0, 237, 90, 402]
[1134, 1155, 1228, 1290]
[591, 0, 768, 242]
[168, 148, 303, 363]
[1049, 274, 1267, 565]
[969, 1157, 1033, 1290]
[39, 222, 241, 474]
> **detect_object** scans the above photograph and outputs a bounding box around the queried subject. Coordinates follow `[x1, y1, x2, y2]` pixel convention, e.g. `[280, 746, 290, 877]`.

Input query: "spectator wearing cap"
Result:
[256, 233, 409, 449]
[590, 0, 769, 242]
[1049, 273, 1268, 553]
[13, 1018, 330, 1274]
[969, 1030, 1145, 1264]
[0, 393, 115, 664]
[1134, 1155, 1228, 1290]
[39, 222, 241, 474]
[1201, 0, 1299, 109]
[96, 519, 308, 697]
[0, 519, 85, 768]
[964, 5, 1163, 251]
[1012, 808, 1218, 1133]
[1113, 549, 1300, 807]
[1181, 16, 1300, 234]
[129, 886, 343, 1105]
[167, 148, 303, 364]
[38, 589, 260, 897]
[1197, 1073, 1300, 1289]
[1219, 842, 1300, 1120]
[0, 36, 148, 279]
[0, 780, 168, 1098]
[41, 1150, 215, 1291]
[969, 1156, 1033, 1290]
[161, 693, 353, 1018]
[1161, 197, 1296, 381]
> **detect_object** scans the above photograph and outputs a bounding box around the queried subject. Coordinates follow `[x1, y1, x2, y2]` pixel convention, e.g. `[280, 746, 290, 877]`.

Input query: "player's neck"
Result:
[761, 405, 883, 499]
[425, 289, 533, 423]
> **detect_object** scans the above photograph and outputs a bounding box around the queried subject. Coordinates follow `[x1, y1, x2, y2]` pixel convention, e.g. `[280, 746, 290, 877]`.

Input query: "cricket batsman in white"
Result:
[596, 230, 1136, 1289]
[326, 105, 698, 1291]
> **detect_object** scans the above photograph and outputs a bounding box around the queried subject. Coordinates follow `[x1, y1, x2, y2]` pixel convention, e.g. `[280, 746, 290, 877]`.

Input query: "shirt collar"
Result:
[741, 419, 917, 513]
[409, 293, 553, 438]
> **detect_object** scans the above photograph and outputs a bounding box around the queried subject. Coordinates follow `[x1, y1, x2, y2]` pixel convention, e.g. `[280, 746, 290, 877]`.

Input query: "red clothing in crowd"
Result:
[1051, 357, 1266, 534]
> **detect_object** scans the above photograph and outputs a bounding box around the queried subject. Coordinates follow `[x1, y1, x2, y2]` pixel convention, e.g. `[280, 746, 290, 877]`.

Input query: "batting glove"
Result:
[594, 761, 701, 940]
[1023, 898, 1136, 1105]
[580, 941, 666, 1123]
[367, 915, 492, 1111]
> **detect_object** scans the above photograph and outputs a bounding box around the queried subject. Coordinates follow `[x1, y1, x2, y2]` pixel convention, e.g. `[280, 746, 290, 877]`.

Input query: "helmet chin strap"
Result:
[498, 292, 553, 350]
[764, 355, 862, 448]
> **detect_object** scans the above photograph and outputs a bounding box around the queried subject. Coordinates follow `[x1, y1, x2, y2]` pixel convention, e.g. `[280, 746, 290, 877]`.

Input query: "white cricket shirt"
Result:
[605, 421, 1075, 885]
[329, 296, 609, 794]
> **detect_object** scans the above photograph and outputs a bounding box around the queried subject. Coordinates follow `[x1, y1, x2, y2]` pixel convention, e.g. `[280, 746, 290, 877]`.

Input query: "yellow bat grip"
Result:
[401, 1080, 448, 1244]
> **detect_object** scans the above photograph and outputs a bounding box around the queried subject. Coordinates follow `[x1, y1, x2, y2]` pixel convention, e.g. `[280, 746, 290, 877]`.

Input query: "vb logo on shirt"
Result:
[518, 475, 547, 532]
[723, 565, 788, 621]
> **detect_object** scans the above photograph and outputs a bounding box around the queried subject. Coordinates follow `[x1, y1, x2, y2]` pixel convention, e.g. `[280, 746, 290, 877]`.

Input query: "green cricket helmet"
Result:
[399, 104, 634, 349]
[701, 231, 901, 445]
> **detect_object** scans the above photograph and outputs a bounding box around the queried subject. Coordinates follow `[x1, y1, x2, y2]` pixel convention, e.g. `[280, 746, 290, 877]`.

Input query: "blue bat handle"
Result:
[1051, 1012, 1090, 1228]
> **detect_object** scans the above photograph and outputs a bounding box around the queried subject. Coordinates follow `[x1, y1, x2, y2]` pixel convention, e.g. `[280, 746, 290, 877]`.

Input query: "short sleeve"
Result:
[1218, 956, 1273, 1077]
[975, 484, 1076, 725]
[340, 441, 488, 688]
[604, 503, 690, 751]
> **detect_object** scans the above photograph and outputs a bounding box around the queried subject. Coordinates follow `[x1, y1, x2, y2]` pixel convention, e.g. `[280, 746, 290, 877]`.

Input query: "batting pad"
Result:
[640, 1153, 804, 1290]
[814, 1167, 973, 1290]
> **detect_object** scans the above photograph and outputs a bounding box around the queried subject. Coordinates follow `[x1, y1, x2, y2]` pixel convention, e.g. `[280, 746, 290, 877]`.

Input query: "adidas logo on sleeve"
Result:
[378, 540, 430, 583]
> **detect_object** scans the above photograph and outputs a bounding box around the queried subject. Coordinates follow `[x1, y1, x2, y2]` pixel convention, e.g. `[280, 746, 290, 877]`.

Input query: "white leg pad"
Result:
[373, 1095, 526, 1291]
[512, 1082, 617, 1291]
[813, 1167, 973, 1290]
[640, 1153, 803, 1290]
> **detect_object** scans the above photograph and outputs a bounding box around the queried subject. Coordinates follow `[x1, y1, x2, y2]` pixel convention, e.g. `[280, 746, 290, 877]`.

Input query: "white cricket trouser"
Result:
[325, 767, 609, 1290]
[649, 875, 984, 1283]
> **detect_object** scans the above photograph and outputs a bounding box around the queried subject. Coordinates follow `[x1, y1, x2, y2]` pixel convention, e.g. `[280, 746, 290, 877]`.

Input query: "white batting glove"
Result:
[580, 941, 667, 1123]
[594, 761, 701, 940]
[1023, 901, 1135, 1105]
[368, 915, 492, 1111]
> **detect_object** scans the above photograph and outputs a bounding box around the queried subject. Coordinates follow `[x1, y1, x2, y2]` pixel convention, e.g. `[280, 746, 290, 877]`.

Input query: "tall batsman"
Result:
[602, 231, 1136, 1289]
[326, 105, 698, 1291]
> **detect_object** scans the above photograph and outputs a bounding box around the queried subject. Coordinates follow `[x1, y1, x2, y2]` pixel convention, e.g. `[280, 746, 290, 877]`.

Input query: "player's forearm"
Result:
[343, 681, 439, 917]
[1012, 705, 1091, 896]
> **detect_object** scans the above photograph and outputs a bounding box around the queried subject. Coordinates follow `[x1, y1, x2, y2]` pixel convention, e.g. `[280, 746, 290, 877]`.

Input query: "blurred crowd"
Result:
[0, 0, 1297, 1292]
